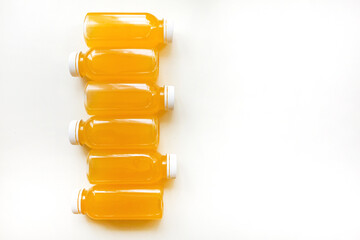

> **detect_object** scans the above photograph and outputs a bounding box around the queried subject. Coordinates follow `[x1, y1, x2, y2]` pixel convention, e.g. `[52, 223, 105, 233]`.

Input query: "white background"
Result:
[0, 0, 360, 239]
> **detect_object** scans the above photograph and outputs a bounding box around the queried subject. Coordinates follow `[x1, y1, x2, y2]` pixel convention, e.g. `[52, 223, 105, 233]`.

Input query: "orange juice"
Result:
[72, 185, 163, 220]
[68, 48, 159, 82]
[68, 117, 159, 149]
[84, 13, 173, 48]
[85, 83, 174, 116]
[87, 150, 176, 184]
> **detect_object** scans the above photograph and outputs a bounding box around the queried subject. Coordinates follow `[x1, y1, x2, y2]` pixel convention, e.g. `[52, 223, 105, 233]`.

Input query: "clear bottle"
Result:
[85, 83, 174, 116]
[68, 116, 159, 149]
[68, 48, 159, 82]
[84, 13, 174, 48]
[87, 150, 177, 184]
[72, 185, 163, 220]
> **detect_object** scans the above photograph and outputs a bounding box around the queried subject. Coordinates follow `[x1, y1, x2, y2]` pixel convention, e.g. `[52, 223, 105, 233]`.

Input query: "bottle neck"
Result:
[160, 87, 166, 111]
[77, 120, 85, 145]
[77, 52, 85, 77]
[159, 19, 165, 44]
[79, 188, 88, 215]
[161, 154, 168, 179]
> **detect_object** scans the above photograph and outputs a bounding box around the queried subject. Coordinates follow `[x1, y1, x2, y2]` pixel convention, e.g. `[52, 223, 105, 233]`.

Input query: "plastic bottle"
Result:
[87, 150, 177, 184]
[72, 185, 163, 220]
[85, 83, 174, 116]
[68, 116, 159, 149]
[68, 48, 159, 82]
[84, 13, 173, 48]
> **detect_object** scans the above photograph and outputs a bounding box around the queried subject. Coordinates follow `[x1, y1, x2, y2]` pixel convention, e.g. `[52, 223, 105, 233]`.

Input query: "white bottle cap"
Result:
[164, 19, 174, 43]
[68, 51, 80, 77]
[167, 154, 177, 179]
[68, 120, 80, 145]
[71, 188, 84, 214]
[164, 85, 175, 110]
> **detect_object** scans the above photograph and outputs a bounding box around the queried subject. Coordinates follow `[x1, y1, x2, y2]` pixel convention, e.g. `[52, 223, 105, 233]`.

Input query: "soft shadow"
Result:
[164, 179, 175, 188]
[159, 44, 173, 58]
[80, 76, 88, 88]
[85, 218, 162, 231]
[81, 145, 90, 158]
[159, 110, 174, 124]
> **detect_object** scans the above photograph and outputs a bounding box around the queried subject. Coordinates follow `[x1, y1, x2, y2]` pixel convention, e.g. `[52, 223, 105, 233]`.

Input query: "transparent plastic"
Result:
[75, 49, 158, 82]
[87, 150, 171, 184]
[76, 185, 163, 220]
[85, 83, 170, 116]
[84, 13, 166, 48]
[75, 117, 159, 149]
